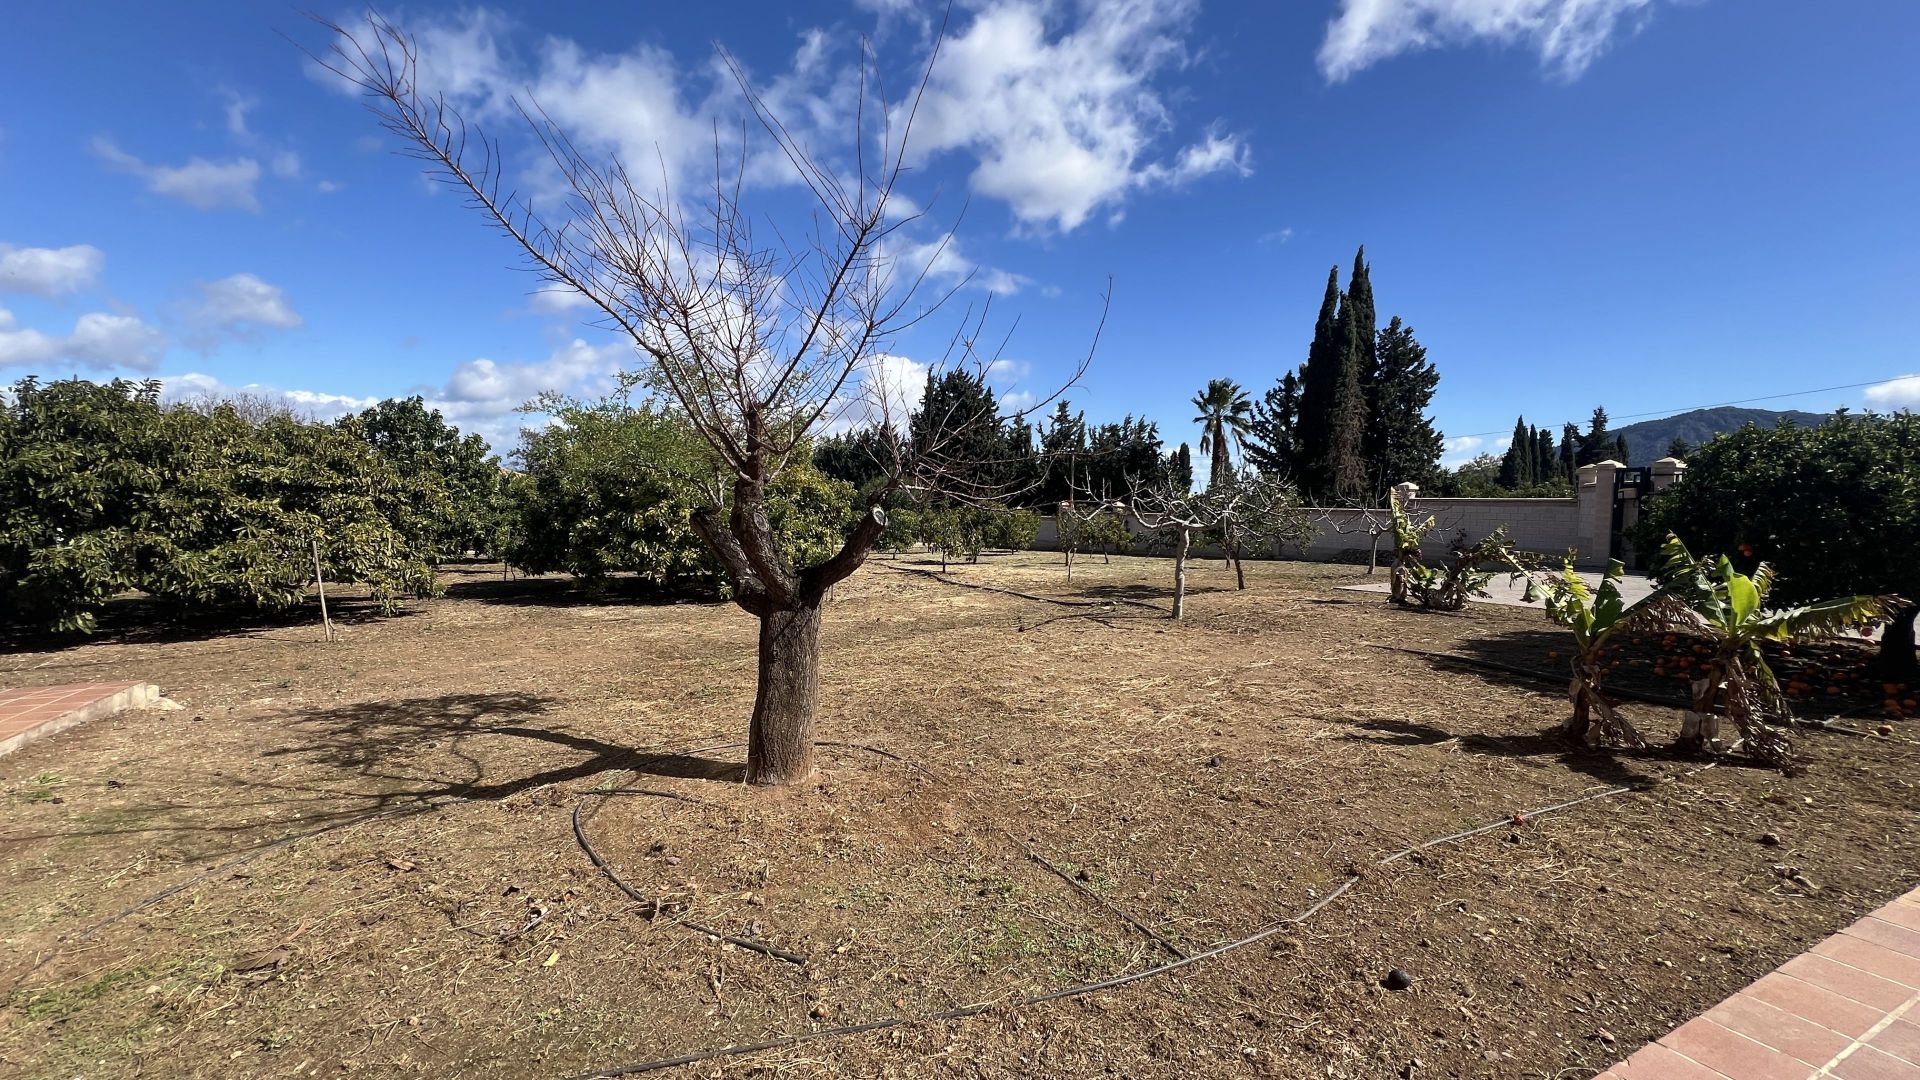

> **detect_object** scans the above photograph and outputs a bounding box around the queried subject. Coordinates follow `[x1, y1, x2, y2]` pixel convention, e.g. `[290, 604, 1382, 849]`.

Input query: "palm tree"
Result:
[1192, 379, 1252, 490]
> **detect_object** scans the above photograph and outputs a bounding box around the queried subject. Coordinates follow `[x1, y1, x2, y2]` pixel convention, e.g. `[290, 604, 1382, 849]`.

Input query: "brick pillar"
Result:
[1574, 460, 1622, 567]
[1650, 456, 1687, 493]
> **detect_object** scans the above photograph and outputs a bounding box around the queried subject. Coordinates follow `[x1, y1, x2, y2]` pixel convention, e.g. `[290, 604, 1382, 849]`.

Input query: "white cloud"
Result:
[1319, 0, 1657, 83]
[909, 0, 1250, 231]
[828, 352, 929, 434]
[891, 235, 1031, 296]
[1440, 432, 1515, 468]
[270, 151, 302, 179]
[0, 306, 167, 370]
[159, 372, 380, 418]
[0, 243, 105, 296]
[1864, 374, 1920, 410]
[384, 3, 1241, 235]
[528, 285, 596, 315]
[222, 90, 254, 138]
[191, 273, 303, 339]
[159, 338, 633, 452]
[1259, 226, 1294, 245]
[92, 137, 263, 212]
[316, 179, 343, 194]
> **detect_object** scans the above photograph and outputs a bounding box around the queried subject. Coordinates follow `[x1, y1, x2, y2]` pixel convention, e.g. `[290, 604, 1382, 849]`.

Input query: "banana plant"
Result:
[1535, 558, 1676, 748]
[1650, 534, 1889, 766]
[1386, 492, 1435, 605]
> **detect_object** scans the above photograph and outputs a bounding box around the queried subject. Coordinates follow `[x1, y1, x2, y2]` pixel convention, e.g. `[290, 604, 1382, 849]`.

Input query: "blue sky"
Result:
[2, 0, 1916, 467]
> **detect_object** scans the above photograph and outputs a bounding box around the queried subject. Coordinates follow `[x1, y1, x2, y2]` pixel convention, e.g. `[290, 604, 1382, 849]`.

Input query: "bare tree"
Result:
[1118, 473, 1311, 619]
[313, 14, 1091, 785]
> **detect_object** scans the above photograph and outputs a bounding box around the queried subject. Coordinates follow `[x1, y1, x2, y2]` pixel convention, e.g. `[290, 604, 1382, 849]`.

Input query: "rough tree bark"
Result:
[1171, 526, 1192, 620]
[694, 491, 887, 786]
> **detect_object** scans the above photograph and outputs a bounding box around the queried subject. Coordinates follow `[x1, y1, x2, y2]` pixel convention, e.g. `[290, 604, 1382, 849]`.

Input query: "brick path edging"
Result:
[0, 683, 160, 758]
[1598, 888, 1920, 1078]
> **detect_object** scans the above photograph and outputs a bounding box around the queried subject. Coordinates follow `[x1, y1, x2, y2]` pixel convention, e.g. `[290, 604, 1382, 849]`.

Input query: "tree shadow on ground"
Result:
[8, 692, 747, 852]
[439, 568, 724, 610]
[259, 691, 745, 801]
[1335, 715, 1656, 788]
[0, 595, 415, 656]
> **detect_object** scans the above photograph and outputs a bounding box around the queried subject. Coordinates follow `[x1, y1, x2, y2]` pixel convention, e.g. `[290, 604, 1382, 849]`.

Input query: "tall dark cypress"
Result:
[1326, 246, 1374, 499]
[1533, 426, 1555, 484]
[1558, 423, 1580, 480]
[1577, 407, 1612, 466]
[1613, 433, 1630, 465]
[1294, 266, 1344, 497]
[1499, 416, 1531, 488]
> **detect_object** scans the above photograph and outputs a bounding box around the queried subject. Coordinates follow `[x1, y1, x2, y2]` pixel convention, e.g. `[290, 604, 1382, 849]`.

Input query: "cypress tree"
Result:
[1325, 247, 1374, 499]
[1365, 317, 1442, 491]
[1577, 407, 1611, 466]
[1499, 416, 1531, 488]
[1559, 423, 1579, 481]
[1613, 433, 1630, 464]
[1533, 426, 1555, 484]
[1294, 266, 1344, 497]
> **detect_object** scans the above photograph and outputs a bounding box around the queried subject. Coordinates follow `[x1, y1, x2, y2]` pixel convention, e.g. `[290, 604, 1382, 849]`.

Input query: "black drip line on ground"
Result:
[563, 736, 1720, 1079]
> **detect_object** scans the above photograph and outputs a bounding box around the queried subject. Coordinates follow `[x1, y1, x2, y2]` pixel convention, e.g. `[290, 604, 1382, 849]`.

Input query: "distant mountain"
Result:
[1614, 407, 1830, 465]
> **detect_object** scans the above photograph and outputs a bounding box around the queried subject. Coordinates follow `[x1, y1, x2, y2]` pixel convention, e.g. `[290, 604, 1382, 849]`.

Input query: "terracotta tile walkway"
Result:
[1599, 888, 1920, 1079]
[0, 682, 159, 758]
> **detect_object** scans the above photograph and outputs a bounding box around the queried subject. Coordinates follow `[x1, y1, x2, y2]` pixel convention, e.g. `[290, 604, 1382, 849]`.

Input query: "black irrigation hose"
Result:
[815, 741, 1189, 960]
[570, 788, 810, 967]
[564, 753, 1718, 1079]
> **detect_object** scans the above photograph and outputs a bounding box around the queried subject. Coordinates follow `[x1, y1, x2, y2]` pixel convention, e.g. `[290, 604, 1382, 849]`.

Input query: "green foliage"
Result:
[1533, 556, 1672, 748]
[508, 394, 857, 592]
[1366, 317, 1443, 492]
[1385, 495, 1519, 610]
[1246, 371, 1302, 478]
[1634, 413, 1920, 607]
[350, 396, 506, 560]
[986, 509, 1041, 551]
[1650, 533, 1888, 765]
[1192, 379, 1252, 490]
[0, 377, 436, 633]
[918, 506, 985, 569]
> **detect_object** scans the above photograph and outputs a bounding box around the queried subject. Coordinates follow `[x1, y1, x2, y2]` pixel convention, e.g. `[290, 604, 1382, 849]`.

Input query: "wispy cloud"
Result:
[92, 137, 262, 212]
[0, 306, 167, 371]
[1319, 0, 1658, 83]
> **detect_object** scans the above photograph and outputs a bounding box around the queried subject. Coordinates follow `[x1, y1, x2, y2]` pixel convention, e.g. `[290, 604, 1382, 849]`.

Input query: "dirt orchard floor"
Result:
[1, 552, 1916, 1080]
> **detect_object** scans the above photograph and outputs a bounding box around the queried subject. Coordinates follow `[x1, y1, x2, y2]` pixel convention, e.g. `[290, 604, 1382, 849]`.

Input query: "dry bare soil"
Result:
[2, 553, 1915, 1080]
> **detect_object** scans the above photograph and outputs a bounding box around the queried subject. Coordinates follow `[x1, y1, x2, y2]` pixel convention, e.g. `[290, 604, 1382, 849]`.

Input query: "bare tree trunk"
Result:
[1065, 548, 1074, 581]
[745, 596, 824, 786]
[1229, 538, 1246, 590]
[1877, 604, 1918, 679]
[1171, 527, 1191, 620]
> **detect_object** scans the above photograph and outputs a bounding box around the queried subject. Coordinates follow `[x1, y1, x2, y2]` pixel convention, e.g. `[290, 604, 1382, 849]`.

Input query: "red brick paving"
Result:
[0, 683, 157, 757]
[1597, 887, 1920, 1079]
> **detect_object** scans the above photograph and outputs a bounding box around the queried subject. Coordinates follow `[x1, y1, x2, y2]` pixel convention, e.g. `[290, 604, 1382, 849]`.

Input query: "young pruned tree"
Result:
[1120, 472, 1311, 618]
[315, 15, 1092, 785]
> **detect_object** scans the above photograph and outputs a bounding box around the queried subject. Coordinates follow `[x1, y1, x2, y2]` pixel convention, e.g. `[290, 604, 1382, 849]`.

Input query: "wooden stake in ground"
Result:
[311, 537, 334, 642]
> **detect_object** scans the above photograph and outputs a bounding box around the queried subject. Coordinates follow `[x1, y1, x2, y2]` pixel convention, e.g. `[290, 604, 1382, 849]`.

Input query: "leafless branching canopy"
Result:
[309, 10, 1099, 784]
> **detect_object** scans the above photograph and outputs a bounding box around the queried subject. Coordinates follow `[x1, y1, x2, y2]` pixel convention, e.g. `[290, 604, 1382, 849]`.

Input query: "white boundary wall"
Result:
[1029, 458, 1686, 569]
